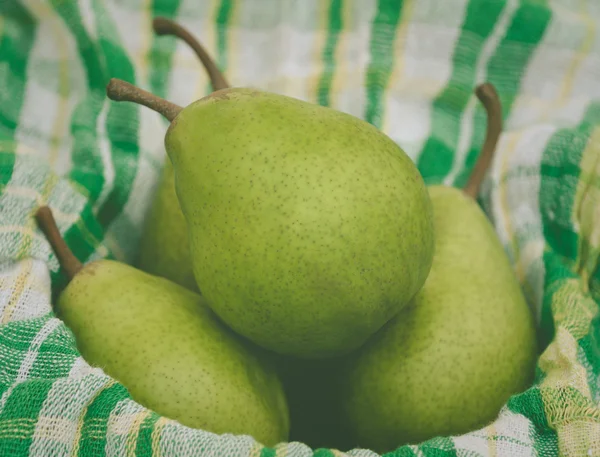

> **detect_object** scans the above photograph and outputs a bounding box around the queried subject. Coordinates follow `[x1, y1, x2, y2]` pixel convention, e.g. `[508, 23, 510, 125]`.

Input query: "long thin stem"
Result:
[35, 206, 83, 281]
[153, 17, 230, 91]
[106, 78, 182, 121]
[463, 82, 503, 198]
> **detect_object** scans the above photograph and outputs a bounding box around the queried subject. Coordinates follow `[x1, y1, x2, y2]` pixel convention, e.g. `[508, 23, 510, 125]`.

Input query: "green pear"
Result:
[137, 18, 230, 292]
[105, 76, 435, 359]
[338, 84, 538, 452]
[35, 207, 289, 446]
[137, 161, 198, 291]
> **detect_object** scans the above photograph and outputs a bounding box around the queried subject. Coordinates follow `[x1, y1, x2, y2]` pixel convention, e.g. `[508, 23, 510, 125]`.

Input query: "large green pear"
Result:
[169, 89, 433, 358]
[340, 186, 537, 451]
[35, 207, 290, 447]
[106, 81, 435, 359]
[338, 84, 538, 452]
[137, 160, 198, 291]
[136, 17, 231, 292]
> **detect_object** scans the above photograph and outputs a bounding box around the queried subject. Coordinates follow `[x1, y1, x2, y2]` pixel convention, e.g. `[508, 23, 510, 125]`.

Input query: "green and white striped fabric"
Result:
[1, 0, 599, 455]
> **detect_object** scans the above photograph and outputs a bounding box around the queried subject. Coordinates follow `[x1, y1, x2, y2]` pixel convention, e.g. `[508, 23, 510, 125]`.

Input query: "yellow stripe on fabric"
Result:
[125, 409, 151, 457]
[307, 2, 331, 103]
[0, 264, 46, 298]
[328, 0, 352, 109]
[4, 164, 58, 321]
[540, 327, 591, 397]
[331, 449, 348, 457]
[485, 423, 498, 457]
[273, 442, 288, 457]
[1, 259, 33, 324]
[558, 421, 600, 457]
[537, 275, 598, 449]
[498, 0, 596, 287]
[0, 226, 38, 237]
[73, 217, 109, 259]
[574, 127, 600, 286]
[380, 0, 416, 136]
[7, 161, 58, 318]
[0, 418, 37, 439]
[249, 441, 263, 457]
[136, 0, 153, 86]
[5, 125, 61, 318]
[72, 379, 117, 457]
[150, 416, 169, 457]
[539, 324, 600, 456]
[2, 185, 46, 202]
[554, 2, 596, 107]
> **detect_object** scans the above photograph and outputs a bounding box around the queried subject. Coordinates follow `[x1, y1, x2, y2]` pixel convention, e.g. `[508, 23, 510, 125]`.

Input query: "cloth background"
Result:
[1, 0, 600, 455]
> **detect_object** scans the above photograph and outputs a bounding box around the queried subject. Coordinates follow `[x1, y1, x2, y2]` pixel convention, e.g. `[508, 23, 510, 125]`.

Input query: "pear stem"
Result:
[106, 78, 182, 121]
[35, 206, 83, 281]
[463, 82, 503, 198]
[153, 17, 230, 91]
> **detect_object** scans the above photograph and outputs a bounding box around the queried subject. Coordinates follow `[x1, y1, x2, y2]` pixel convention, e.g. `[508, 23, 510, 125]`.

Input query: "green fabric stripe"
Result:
[0, 2, 36, 187]
[209, 0, 234, 94]
[384, 446, 416, 457]
[316, 0, 343, 107]
[417, 436, 456, 456]
[0, 2, 36, 136]
[417, 0, 505, 183]
[77, 382, 130, 457]
[259, 446, 277, 457]
[507, 387, 554, 433]
[0, 152, 16, 190]
[507, 387, 559, 457]
[0, 325, 33, 358]
[538, 249, 578, 348]
[455, 1, 552, 187]
[540, 103, 600, 261]
[387, 438, 459, 457]
[592, 264, 600, 305]
[148, 0, 183, 99]
[0, 379, 55, 455]
[93, 0, 140, 228]
[0, 318, 49, 390]
[578, 329, 600, 402]
[30, 324, 79, 379]
[135, 412, 161, 457]
[52, 0, 106, 203]
[364, 0, 403, 128]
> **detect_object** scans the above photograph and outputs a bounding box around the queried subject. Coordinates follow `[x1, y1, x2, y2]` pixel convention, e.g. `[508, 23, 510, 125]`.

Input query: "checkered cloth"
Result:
[1, 0, 599, 456]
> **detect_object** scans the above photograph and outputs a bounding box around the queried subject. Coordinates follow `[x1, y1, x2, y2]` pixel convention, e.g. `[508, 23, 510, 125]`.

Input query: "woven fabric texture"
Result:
[1, 0, 600, 456]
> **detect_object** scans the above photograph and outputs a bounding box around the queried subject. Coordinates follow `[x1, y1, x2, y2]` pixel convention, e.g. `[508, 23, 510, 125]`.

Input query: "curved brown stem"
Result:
[106, 78, 182, 121]
[153, 17, 230, 91]
[463, 82, 503, 198]
[35, 206, 83, 281]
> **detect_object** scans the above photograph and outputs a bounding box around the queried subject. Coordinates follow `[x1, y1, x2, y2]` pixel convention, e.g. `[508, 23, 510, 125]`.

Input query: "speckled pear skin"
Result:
[56, 260, 290, 446]
[165, 88, 435, 359]
[137, 160, 198, 292]
[340, 186, 537, 452]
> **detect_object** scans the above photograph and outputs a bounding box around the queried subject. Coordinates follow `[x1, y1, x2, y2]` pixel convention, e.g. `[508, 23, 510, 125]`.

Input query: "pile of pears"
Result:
[36, 18, 537, 453]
